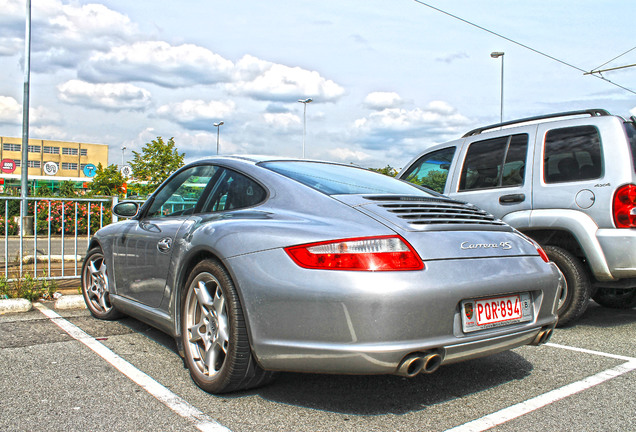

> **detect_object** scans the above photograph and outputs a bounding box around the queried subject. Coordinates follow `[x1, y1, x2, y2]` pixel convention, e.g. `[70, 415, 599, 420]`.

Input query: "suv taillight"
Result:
[613, 184, 636, 228]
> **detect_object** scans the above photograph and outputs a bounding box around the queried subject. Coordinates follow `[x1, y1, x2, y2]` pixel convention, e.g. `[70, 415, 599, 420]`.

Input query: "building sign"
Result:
[1, 159, 16, 173]
[120, 165, 133, 178]
[83, 163, 97, 177]
[43, 161, 59, 175]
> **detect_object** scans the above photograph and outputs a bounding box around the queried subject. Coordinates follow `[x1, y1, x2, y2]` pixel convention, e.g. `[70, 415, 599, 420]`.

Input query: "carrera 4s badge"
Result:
[460, 241, 512, 250]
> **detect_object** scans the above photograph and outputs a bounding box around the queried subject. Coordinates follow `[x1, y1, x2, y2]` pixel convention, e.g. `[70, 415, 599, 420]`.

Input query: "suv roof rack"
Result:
[462, 109, 611, 137]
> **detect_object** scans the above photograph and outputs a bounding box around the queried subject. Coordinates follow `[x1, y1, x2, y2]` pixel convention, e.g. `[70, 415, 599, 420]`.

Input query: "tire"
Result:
[545, 245, 591, 327]
[81, 247, 122, 320]
[592, 288, 636, 309]
[181, 259, 276, 394]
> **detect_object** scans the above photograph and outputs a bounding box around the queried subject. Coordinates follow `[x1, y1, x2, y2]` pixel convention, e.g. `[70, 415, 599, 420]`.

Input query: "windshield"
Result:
[261, 161, 435, 196]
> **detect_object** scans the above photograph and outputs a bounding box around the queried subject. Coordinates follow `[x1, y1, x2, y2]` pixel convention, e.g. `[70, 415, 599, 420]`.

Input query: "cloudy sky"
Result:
[1, 0, 634, 170]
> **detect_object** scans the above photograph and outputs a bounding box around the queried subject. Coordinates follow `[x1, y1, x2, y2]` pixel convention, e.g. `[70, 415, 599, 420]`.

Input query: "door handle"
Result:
[499, 193, 525, 204]
[157, 237, 172, 253]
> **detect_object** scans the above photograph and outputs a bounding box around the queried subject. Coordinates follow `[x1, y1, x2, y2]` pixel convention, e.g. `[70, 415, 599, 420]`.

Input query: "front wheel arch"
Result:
[179, 258, 275, 393]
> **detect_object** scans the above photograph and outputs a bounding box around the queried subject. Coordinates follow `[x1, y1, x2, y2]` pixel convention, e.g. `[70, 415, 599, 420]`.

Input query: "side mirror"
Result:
[113, 201, 140, 218]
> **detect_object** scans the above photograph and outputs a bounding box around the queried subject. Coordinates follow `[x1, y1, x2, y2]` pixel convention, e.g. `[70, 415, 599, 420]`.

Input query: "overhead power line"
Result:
[412, 0, 636, 95]
[592, 46, 636, 72]
[585, 63, 636, 76]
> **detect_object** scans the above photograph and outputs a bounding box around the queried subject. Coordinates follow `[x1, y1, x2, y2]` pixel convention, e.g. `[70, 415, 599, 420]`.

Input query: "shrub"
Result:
[0, 272, 58, 301]
[0, 215, 19, 235]
[34, 200, 112, 235]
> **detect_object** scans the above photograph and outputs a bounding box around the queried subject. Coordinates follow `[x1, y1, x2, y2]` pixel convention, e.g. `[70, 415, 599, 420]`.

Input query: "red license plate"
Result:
[461, 293, 533, 333]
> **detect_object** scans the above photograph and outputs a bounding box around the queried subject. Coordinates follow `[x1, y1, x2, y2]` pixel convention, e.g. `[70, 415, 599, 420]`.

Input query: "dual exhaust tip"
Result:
[396, 351, 443, 378]
[396, 325, 554, 377]
[530, 326, 555, 346]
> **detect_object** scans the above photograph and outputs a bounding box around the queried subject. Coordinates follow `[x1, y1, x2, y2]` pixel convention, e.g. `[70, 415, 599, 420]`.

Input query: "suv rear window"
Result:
[459, 134, 528, 191]
[624, 121, 636, 174]
[544, 126, 602, 183]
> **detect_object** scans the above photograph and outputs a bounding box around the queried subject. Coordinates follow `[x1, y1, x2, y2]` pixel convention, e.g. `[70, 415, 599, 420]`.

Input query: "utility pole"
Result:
[20, 0, 32, 242]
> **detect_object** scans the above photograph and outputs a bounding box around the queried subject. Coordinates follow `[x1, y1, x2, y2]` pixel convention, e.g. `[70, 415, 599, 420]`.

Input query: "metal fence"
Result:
[0, 196, 116, 282]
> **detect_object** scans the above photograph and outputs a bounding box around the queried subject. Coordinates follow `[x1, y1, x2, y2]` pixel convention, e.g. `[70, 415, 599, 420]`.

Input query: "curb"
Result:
[0, 294, 86, 314]
[54, 295, 87, 310]
[0, 298, 32, 314]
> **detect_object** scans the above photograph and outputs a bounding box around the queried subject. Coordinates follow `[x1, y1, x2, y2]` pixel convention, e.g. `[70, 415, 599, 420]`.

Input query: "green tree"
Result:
[411, 170, 448, 194]
[58, 180, 77, 197]
[370, 165, 398, 177]
[130, 137, 185, 196]
[89, 163, 126, 196]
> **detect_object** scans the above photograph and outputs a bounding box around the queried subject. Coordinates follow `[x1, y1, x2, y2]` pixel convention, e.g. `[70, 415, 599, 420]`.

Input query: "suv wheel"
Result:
[592, 288, 636, 309]
[544, 245, 591, 327]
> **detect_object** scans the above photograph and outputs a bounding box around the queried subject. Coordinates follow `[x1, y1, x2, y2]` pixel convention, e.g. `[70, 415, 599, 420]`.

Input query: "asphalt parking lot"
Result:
[1, 300, 634, 432]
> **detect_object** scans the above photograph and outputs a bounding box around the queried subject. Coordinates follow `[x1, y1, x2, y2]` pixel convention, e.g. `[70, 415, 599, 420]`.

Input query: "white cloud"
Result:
[156, 99, 236, 130]
[0, 0, 142, 69]
[0, 96, 22, 125]
[57, 80, 152, 111]
[355, 101, 469, 132]
[79, 41, 234, 88]
[30, 125, 68, 141]
[263, 112, 301, 129]
[0, 37, 22, 56]
[326, 147, 371, 163]
[363, 92, 404, 110]
[0, 95, 61, 126]
[435, 52, 469, 63]
[229, 57, 345, 102]
[352, 101, 471, 152]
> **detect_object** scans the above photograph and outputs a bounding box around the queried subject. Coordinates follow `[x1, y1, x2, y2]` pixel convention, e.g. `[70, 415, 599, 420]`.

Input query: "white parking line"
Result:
[444, 344, 636, 432]
[34, 303, 231, 432]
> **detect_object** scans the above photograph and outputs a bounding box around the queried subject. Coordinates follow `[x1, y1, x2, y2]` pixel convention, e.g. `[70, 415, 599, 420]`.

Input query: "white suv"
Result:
[399, 109, 636, 326]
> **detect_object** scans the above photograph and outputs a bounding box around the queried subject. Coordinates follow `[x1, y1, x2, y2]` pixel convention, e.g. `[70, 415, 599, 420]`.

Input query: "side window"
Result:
[201, 169, 266, 212]
[544, 126, 602, 183]
[623, 122, 636, 174]
[401, 147, 456, 193]
[459, 134, 528, 191]
[147, 165, 219, 218]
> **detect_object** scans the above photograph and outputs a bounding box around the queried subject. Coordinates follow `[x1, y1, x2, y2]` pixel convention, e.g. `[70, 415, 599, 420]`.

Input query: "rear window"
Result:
[261, 161, 434, 196]
[624, 121, 636, 174]
[544, 126, 603, 183]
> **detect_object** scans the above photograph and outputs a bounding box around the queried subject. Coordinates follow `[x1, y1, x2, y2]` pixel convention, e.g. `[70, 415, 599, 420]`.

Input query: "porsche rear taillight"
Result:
[285, 236, 424, 271]
[613, 184, 636, 228]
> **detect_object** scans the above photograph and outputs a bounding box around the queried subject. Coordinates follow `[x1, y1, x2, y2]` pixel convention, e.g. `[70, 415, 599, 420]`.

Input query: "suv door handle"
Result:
[499, 193, 526, 204]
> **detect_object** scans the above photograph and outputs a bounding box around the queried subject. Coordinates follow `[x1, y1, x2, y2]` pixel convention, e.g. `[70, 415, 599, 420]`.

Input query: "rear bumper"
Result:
[253, 322, 556, 374]
[597, 229, 636, 279]
[226, 250, 561, 375]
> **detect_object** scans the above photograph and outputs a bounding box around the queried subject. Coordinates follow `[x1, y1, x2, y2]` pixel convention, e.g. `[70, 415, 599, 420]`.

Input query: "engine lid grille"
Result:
[361, 196, 507, 231]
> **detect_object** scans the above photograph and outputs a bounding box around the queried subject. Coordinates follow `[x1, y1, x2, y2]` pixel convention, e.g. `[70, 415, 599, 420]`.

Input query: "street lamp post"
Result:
[297, 98, 312, 158]
[121, 146, 126, 166]
[214, 121, 224, 155]
[490, 51, 504, 123]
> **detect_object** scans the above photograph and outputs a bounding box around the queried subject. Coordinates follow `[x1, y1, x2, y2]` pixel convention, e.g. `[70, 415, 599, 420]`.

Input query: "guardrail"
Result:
[1, 196, 114, 282]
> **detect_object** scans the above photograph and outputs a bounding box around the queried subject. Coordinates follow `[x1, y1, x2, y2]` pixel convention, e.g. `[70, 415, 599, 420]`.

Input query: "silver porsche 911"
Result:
[82, 156, 562, 394]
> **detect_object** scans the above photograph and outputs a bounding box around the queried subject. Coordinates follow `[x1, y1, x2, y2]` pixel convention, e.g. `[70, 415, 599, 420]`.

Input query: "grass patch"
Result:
[0, 272, 59, 301]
